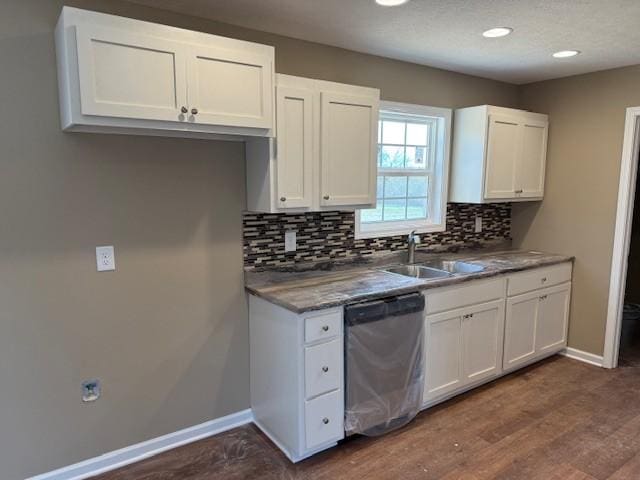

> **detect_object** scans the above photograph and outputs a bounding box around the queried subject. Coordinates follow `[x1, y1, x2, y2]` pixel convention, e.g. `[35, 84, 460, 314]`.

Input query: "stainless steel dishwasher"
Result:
[344, 292, 425, 436]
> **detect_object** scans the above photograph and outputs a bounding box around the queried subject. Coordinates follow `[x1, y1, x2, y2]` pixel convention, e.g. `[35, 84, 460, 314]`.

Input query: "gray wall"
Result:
[0, 0, 521, 478]
[514, 65, 640, 356]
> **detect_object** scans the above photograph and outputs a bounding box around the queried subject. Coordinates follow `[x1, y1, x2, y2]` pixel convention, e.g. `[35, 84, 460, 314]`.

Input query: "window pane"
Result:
[382, 121, 405, 144]
[361, 203, 382, 223]
[406, 146, 427, 169]
[380, 145, 405, 168]
[384, 176, 407, 198]
[408, 176, 428, 197]
[407, 198, 427, 219]
[377, 176, 384, 197]
[383, 199, 407, 221]
[406, 122, 428, 146]
[378, 120, 382, 142]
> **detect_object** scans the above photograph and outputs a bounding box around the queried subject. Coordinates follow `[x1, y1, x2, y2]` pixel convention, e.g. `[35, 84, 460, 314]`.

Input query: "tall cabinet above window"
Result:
[449, 105, 548, 203]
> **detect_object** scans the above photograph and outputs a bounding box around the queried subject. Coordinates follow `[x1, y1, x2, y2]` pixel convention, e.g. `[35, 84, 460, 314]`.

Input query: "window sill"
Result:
[355, 220, 446, 240]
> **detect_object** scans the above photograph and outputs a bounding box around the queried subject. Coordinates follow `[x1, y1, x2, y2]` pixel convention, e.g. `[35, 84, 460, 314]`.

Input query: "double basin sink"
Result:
[384, 260, 485, 279]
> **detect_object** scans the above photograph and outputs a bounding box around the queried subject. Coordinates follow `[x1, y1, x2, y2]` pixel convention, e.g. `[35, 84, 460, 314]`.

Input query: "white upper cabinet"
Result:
[449, 105, 548, 203]
[55, 7, 274, 139]
[246, 74, 379, 213]
[319, 92, 378, 207]
[186, 45, 273, 129]
[274, 84, 315, 209]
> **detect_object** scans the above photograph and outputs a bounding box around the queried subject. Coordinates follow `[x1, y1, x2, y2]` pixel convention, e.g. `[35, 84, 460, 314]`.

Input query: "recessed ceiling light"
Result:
[482, 27, 513, 38]
[552, 50, 581, 58]
[375, 0, 410, 6]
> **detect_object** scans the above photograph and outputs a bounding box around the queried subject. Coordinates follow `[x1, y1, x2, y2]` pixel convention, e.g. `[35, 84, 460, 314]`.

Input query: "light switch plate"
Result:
[96, 246, 116, 272]
[284, 231, 297, 252]
[475, 216, 483, 233]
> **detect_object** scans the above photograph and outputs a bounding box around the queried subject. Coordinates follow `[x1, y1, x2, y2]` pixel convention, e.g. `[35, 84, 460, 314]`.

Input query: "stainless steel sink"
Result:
[421, 260, 485, 274]
[384, 265, 453, 279]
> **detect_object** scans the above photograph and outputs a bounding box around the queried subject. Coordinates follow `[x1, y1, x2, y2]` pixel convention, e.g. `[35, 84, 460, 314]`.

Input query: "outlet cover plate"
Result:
[284, 231, 297, 252]
[96, 246, 116, 272]
[474, 216, 483, 233]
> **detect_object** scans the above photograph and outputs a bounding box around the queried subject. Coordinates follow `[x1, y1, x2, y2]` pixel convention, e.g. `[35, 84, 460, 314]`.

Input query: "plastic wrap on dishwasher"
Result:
[344, 293, 425, 437]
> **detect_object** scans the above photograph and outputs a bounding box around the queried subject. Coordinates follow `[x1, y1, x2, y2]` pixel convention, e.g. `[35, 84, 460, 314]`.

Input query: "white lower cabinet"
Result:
[424, 292, 505, 403]
[504, 282, 571, 371]
[423, 261, 572, 407]
[249, 295, 344, 462]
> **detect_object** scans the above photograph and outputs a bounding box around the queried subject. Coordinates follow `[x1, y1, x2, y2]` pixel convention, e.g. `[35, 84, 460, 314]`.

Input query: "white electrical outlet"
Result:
[284, 231, 297, 252]
[475, 216, 483, 233]
[96, 246, 116, 272]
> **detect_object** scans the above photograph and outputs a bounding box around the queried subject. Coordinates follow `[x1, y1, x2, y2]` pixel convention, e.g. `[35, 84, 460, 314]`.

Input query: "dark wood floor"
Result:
[93, 356, 640, 479]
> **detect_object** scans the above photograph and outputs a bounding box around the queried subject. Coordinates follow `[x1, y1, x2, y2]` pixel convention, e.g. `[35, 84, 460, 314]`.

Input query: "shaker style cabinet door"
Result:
[186, 45, 274, 129]
[535, 284, 570, 356]
[503, 291, 539, 370]
[75, 25, 188, 122]
[461, 300, 504, 385]
[319, 92, 378, 208]
[516, 120, 548, 199]
[484, 115, 520, 199]
[424, 311, 463, 401]
[275, 86, 314, 209]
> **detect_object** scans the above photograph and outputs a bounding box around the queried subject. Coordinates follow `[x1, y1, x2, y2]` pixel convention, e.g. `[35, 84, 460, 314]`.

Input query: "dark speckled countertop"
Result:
[244, 250, 574, 313]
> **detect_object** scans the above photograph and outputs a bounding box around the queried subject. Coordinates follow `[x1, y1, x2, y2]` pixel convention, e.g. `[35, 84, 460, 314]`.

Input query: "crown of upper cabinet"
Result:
[55, 7, 275, 139]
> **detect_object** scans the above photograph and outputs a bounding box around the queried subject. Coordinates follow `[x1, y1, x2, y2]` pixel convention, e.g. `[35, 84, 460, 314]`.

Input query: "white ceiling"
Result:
[130, 0, 640, 84]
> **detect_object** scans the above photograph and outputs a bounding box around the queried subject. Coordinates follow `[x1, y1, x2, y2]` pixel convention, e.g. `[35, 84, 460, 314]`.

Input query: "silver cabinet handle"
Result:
[322, 325, 329, 332]
[515, 189, 523, 194]
[541, 277, 547, 283]
[181, 106, 188, 114]
[280, 197, 287, 202]
[322, 417, 330, 425]
[322, 366, 329, 373]
[540, 294, 548, 300]
[191, 108, 199, 115]
[463, 313, 474, 319]
[323, 195, 330, 200]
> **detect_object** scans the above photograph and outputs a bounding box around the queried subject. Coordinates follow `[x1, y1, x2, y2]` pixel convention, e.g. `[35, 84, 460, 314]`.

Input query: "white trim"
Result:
[560, 347, 605, 368]
[355, 100, 452, 240]
[27, 409, 253, 480]
[603, 107, 640, 369]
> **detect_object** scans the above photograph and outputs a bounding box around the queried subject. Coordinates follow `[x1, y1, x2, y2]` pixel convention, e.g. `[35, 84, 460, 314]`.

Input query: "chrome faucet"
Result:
[407, 230, 420, 264]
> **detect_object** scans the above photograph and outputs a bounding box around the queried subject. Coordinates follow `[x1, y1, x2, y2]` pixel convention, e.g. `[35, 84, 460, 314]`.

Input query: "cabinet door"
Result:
[75, 25, 187, 122]
[275, 86, 314, 209]
[504, 291, 539, 370]
[516, 120, 548, 199]
[424, 311, 463, 401]
[535, 283, 570, 356]
[186, 45, 273, 129]
[484, 115, 520, 199]
[319, 92, 378, 207]
[462, 300, 504, 385]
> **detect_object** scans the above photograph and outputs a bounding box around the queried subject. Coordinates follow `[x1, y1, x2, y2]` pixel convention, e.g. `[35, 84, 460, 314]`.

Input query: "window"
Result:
[356, 101, 451, 239]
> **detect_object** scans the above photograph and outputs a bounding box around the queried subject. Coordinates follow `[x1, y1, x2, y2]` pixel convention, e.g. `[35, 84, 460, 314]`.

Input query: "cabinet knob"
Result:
[280, 197, 287, 202]
[323, 195, 330, 200]
[541, 277, 547, 283]
[181, 106, 188, 114]
[322, 325, 329, 332]
[540, 294, 548, 300]
[322, 366, 329, 373]
[515, 189, 523, 194]
[191, 108, 199, 115]
[322, 417, 330, 425]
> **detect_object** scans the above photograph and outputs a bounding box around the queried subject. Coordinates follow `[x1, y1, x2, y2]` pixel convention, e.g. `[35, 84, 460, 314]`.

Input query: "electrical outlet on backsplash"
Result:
[243, 203, 511, 269]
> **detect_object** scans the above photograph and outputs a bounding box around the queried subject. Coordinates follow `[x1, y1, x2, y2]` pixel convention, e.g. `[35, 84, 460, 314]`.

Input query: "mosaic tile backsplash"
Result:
[243, 203, 511, 269]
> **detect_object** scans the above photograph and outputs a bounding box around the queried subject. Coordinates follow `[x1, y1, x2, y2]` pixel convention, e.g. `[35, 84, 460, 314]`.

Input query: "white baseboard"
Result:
[28, 409, 253, 480]
[560, 347, 605, 367]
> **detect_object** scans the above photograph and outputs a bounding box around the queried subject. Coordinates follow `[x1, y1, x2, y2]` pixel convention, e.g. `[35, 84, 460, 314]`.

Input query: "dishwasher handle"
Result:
[345, 293, 424, 326]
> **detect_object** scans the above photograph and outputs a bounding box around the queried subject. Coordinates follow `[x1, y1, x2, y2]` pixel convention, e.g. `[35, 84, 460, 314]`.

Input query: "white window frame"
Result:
[355, 101, 452, 239]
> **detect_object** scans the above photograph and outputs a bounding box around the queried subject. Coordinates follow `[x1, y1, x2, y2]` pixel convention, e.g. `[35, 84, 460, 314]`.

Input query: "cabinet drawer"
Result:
[305, 310, 342, 344]
[305, 339, 341, 399]
[426, 278, 506, 315]
[304, 390, 343, 449]
[507, 263, 572, 297]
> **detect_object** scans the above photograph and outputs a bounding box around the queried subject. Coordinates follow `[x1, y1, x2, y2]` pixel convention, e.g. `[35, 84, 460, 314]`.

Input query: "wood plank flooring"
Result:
[93, 356, 640, 479]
